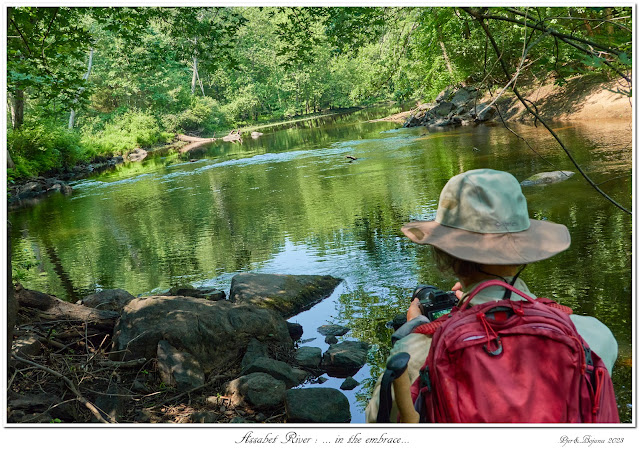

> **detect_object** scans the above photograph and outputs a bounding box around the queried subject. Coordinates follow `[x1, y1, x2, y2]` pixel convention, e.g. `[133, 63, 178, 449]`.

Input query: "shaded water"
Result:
[9, 107, 633, 423]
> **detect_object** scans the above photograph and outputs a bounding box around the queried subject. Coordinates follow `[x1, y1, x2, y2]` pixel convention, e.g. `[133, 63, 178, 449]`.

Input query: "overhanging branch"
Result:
[462, 7, 631, 216]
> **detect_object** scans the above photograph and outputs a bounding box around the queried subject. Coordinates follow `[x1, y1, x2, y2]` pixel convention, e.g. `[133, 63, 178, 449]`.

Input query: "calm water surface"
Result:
[9, 108, 633, 423]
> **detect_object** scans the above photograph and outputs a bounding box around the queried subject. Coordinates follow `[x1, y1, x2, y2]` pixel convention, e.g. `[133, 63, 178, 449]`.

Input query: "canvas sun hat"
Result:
[401, 169, 571, 265]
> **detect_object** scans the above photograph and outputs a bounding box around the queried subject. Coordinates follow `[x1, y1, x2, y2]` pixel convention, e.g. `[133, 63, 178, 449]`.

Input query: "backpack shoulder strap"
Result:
[412, 311, 455, 336]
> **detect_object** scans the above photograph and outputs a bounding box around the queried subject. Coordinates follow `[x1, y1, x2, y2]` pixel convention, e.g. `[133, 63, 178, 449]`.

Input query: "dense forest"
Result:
[6, 6, 632, 181]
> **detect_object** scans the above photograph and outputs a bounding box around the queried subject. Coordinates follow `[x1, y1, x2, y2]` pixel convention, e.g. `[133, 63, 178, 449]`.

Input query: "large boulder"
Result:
[224, 373, 286, 408]
[450, 86, 478, 108]
[470, 103, 497, 122]
[285, 388, 351, 423]
[156, 340, 205, 391]
[78, 289, 135, 312]
[229, 273, 342, 319]
[431, 101, 454, 118]
[111, 296, 292, 372]
[321, 340, 370, 378]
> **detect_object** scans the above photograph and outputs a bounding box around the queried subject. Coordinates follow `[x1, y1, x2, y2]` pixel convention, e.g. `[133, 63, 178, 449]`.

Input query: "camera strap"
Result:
[477, 265, 527, 300]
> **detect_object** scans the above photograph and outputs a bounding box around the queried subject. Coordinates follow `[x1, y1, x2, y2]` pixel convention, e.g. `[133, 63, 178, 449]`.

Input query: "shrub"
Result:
[163, 96, 227, 134]
[81, 110, 171, 155]
[7, 120, 84, 178]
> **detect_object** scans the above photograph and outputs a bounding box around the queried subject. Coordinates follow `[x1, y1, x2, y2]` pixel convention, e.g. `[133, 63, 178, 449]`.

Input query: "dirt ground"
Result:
[378, 74, 632, 124]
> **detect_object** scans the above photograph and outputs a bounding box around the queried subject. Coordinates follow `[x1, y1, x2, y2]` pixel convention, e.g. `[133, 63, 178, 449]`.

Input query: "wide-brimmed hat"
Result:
[401, 169, 570, 265]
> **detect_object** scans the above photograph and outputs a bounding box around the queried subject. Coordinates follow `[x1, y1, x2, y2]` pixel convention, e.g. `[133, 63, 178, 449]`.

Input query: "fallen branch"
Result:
[176, 134, 217, 154]
[15, 285, 118, 331]
[12, 354, 113, 424]
[464, 8, 631, 216]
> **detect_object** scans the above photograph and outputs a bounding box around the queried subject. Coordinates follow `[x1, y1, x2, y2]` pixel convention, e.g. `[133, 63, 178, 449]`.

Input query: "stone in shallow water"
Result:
[340, 377, 360, 391]
[321, 340, 370, 378]
[317, 324, 350, 337]
[295, 346, 322, 369]
[229, 273, 342, 319]
[521, 171, 575, 186]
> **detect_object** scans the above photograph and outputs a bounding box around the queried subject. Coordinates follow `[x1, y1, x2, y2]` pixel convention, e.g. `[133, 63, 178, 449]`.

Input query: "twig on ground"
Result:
[12, 354, 113, 424]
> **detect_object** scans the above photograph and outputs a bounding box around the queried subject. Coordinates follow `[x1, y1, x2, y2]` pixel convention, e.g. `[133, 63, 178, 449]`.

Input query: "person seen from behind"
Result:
[365, 168, 618, 423]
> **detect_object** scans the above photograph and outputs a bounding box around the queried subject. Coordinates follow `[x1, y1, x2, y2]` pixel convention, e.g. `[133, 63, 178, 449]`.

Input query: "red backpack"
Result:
[410, 279, 619, 423]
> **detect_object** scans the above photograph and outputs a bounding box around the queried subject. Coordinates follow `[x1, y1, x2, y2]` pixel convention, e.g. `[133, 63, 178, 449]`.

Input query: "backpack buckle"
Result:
[483, 336, 503, 356]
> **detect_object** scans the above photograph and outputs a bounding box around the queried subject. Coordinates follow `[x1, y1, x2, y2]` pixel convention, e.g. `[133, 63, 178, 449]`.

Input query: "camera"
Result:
[412, 285, 458, 321]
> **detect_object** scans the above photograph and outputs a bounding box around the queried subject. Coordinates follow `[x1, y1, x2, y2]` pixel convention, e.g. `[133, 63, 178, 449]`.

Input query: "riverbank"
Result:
[6, 107, 366, 208]
[376, 74, 632, 125]
[8, 273, 372, 424]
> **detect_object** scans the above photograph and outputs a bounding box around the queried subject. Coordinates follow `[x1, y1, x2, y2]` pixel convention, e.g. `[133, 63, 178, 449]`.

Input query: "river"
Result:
[9, 106, 633, 423]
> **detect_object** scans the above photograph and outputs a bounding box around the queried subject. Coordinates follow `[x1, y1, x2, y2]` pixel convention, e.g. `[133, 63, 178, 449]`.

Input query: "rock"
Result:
[78, 288, 135, 312]
[251, 132, 263, 139]
[313, 376, 328, 384]
[521, 171, 575, 187]
[431, 101, 454, 117]
[111, 296, 292, 372]
[241, 357, 299, 388]
[131, 379, 150, 393]
[292, 368, 309, 384]
[295, 347, 322, 369]
[287, 322, 303, 341]
[285, 388, 351, 423]
[450, 87, 478, 108]
[229, 273, 342, 319]
[321, 340, 370, 378]
[60, 184, 73, 195]
[190, 411, 220, 423]
[435, 88, 453, 103]
[224, 372, 286, 408]
[94, 384, 125, 423]
[255, 412, 267, 422]
[340, 377, 360, 391]
[156, 340, 205, 391]
[127, 148, 148, 162]
[134, 409, 155, 423]
[317, 324, 350, 337]
[470, 103, 497, 122]
[230, 416, 254, 423]
[12, 333, 42, 358]
[325, 335, 338, 345]
[241, 338, 269, 369]
[168, 285, 226, 300]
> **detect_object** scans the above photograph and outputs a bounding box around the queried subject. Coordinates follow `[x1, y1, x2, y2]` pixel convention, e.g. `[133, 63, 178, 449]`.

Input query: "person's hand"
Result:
[407, 298, 422, 322]
[452, 282, 464, 300]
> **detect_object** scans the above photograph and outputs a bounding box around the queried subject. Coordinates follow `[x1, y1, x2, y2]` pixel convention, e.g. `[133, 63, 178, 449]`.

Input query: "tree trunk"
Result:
[191, 55, 198, 95]
[14, 285, 119, 331]
[7, 222, 18, 368]
[10, 88, 24, 130]
[437, 28, 454, 75]
[69, 48, 94, 129]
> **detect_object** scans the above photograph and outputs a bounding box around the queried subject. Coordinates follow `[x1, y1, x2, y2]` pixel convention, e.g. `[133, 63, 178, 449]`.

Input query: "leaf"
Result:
[618, 52, 632, 66]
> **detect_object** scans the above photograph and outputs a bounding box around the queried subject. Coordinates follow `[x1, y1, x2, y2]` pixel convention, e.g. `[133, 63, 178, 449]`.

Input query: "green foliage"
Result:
[167, 96, 227, 133]
[81, 111, 172, 155]
[6, 6, 632, 180]
[7, 120, 84, 178]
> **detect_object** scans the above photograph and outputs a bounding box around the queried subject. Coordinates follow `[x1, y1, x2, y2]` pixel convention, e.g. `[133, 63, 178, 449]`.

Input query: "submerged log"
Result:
[15, 285, 119, 331]
[176, 134, 217, 154]
[222, 129, 243, 144]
